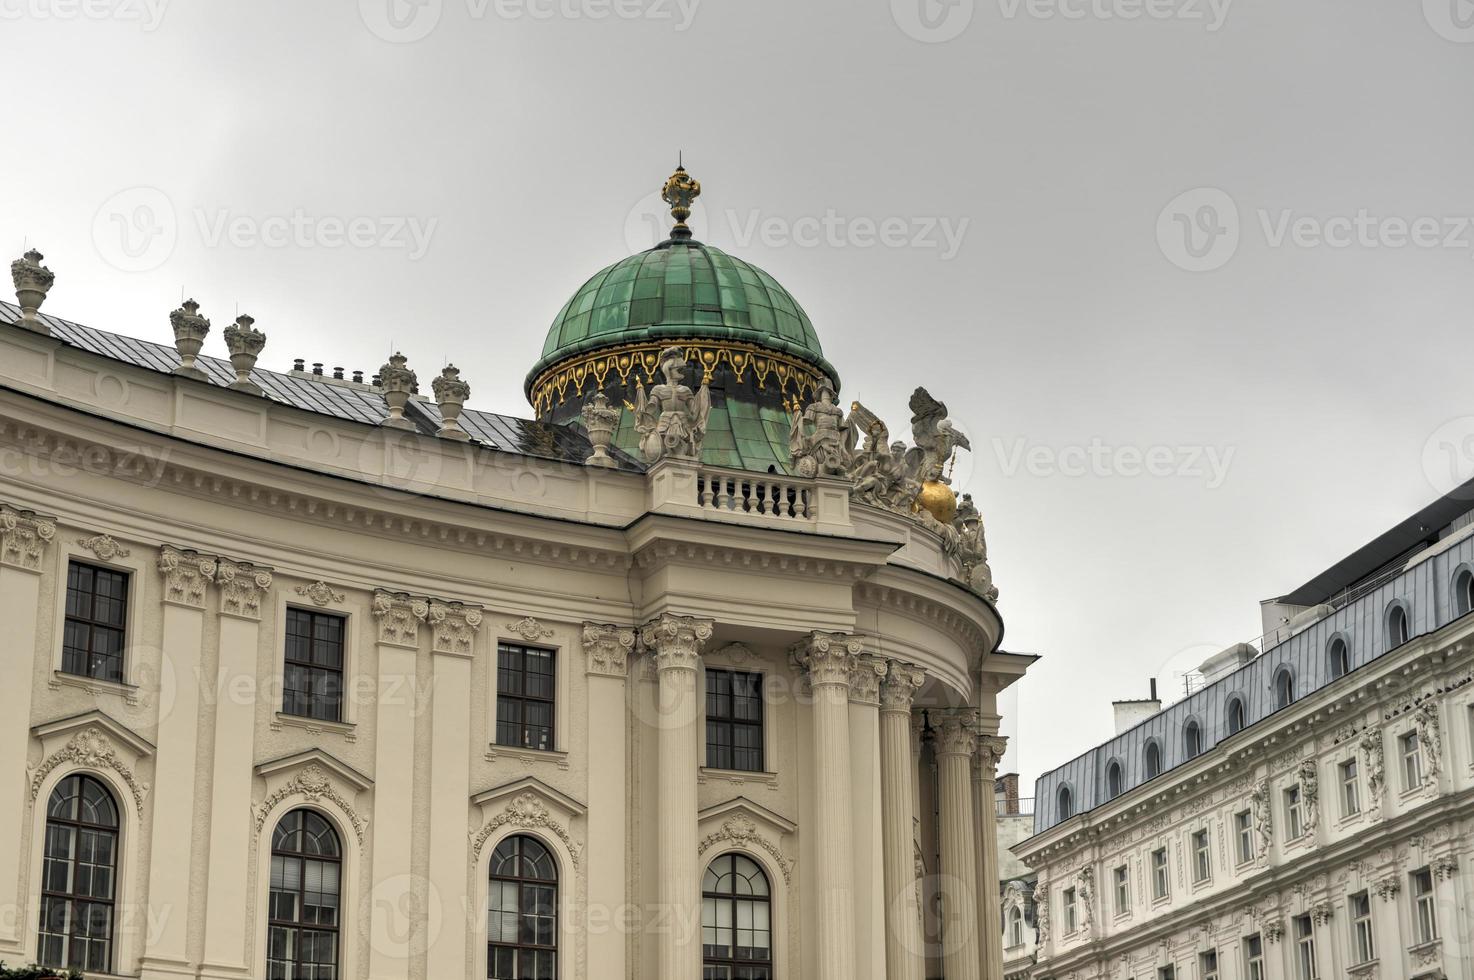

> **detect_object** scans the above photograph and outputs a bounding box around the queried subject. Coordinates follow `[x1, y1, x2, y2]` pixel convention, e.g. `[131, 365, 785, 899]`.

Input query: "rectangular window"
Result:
[282, 608, 345, 722]
[1234, 810, 1254, 865]
[1192, 829, 1211, 883]
[1158, 967, 1176, 980]
[1152, 847, 1170, 901]
[704, 668, 764, 772]
[1340, 758, 1361, 817]
[1284, 785, 1304, 840]
[1350, 891, 1374, 964]
[1401, 732, 1424, 790]
[1294, 914, 1317, 980]
[1199, 949, 1219, 980]
[1113, 865, 1129, 916]
[495, 643, 556, 751]
[62, 560, 129, 683]
[1063, 887, 1077, 934]
[1412, 868, 1438, 944]
[1243, 934, 1264, 980]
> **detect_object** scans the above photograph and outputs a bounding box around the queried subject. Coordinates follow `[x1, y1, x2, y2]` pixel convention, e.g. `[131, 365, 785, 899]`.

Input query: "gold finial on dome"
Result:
[661, 158, 701, 241]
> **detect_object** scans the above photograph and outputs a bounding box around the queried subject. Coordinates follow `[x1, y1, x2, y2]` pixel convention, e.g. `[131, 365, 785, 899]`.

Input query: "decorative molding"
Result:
[77, 533, 130, 561]
[373, 589, 428, 647]
[698, 815, 793, 885]
[1310, 900, 1333, 926]
[789, 630, 864, 688]
[639, 613, 714, 672]
[1298, 759, 1320, 838]
[470, 791, 581, 869]
[484, 745, 571, 770]
[581, 622, 636, 677]
[847, 655, 887, 705]
[429, 600, 482, 656]
[879, 660, 925, 712]
[1373, 875, 1401, 902]
[157, 545, 216, 607]
[506, 616, 556, 642]
[936, 708, 980, 758]
[1413, 700, 1443, 783]
[977, 734, 1009, 778]
[0, 505, 56, 571]
[254, 762, 366, 844]
[28, 727, 149, 815]
[295, 580, 344, 606]
[706, 641, 759, 668]
[1432, 855, 1459, 881]
[216, 558, 273, 620]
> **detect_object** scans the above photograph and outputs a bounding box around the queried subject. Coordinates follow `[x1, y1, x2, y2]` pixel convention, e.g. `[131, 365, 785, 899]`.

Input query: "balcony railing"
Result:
[997, 797, 1035, 817]
[645, 458, 854, 534]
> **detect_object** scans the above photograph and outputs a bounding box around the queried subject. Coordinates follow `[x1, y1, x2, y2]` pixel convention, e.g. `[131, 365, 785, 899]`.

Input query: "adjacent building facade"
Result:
[0, 173, 1027, 980]
[1017, 490, 1474, 980]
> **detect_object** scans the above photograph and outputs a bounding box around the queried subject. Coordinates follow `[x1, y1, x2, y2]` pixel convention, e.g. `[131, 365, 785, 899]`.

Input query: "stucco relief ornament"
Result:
[470, 792, 581, 869]
[168, 298, 211, 380]
[581, 623, 636, 677]
[28, 727, 148, 815]
[429, 601, 482, 655]
[788, 380, 849, 478]
[78, 534, 130, 561]
[373, 590, 429, 645]
[879, 661, 925, 712]
[790, 631, 864, 688]
[506, 616, 555, 642]
[1360, 730, 1385, 806]
[1035, 875, 1051, 945]
[1, 507, 56, 571]
[633, 346, 710, 462]
[1298, 760, 1320, 836]
[1077, 866, 1096, 939]
[1310, 901, 1333, 926]
[158, 546, 217, 607]
[223, 313, 267, 394]
[580, 392, 621, 468]
[937, 709, 980, 758]
[254, 764, 365, 844]
[377, 351, 418, 430]
[977, 735, 1009, 778]
[1433, 855, 1459, 881]
[943, 494, 999, 601]
[640, 614, 715, 671]
[295, 581, 345, 606]
[1373, 875, 1401, 902]
[847, 656, 887, 704]
[1250, 778, 1273, 859]
[698, 816, 793, 885]
[1414, 701, 1443, 782]
[216, 560, 273, 619]
[431, 364, 471, 441]
[11, 248, 56, 332]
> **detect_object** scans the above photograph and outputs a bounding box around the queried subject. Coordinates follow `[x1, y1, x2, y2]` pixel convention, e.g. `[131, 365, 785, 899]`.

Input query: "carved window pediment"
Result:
[471, 776, 586, 870]
[698, 797, 796, 886]
[28, 711, 153, 815]
[253, 749, 371, 845]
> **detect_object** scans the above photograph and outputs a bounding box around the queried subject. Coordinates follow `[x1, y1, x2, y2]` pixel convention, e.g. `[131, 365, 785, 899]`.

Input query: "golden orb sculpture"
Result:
[914, 480, 958, 524]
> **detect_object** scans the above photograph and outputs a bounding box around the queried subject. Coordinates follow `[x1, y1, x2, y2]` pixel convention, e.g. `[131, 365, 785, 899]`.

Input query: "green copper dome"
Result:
[525, 241, 836, 390]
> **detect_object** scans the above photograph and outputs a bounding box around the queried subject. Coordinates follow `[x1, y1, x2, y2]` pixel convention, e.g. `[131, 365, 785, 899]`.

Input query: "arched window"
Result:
[1144, 740, 1162, 779]
[1106, 760, 1123, 800]
[1386, 603, 1410, 649]
[1274, 668, 1294, 709]
[1457, 569, 1474, 617]
[1184, 720, 1203, 760]
[1008, 905, 1025, 947]
[488, 835, 558, 980]
[38, 774, 119, 973]
[1057, 785, 1074, 820]
[1227, 697, 1246, 735]
[1328, 637, 1350, 679]
[703, 853, 772, 979]
[269, 809, 341, 980]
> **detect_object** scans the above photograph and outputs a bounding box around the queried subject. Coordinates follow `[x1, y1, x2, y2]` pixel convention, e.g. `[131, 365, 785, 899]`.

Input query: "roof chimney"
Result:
[1111, 677, 1163, 735]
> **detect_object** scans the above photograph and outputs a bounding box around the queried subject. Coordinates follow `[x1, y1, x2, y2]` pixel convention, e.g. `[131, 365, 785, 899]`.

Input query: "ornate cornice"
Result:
[470, 791, 582, 870]
[28, 726, 149, 815]
[848, 655, 887, 705]
[77, 533, 130, 561]
[429, 600, 482, 656]
[254, 762, 366, 845]
[373, 589, 428, 647]
[216, 558, 273, 620]
[880, 660, 925, 712]
[0, 505, 56, 571]
[698, 815, 794, 885]
[157, 545, 217, 607]
[789, 631, 864, 688]
[639, 613, 714, 672]
[506, 616, 556, 642]
[631, 539, 873, 582]
[936, 708, 980, 758]
[581, 622, 637, 677]
[295, 580, 345, 606]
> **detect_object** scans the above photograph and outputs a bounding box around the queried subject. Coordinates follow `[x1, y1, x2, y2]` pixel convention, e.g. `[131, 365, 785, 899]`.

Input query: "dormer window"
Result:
[1328, 637, 1350, 679]
[1183, 720, 1203, 760]
[1457, 569, 1474, 616]
[1144, 740, 1162, 779]
[1226, 697, 1247, 735]
[1106, 760, 1123, 800]
[1273, 668, 1294, 710]
[1386, 603, 1410, 648]
[1057, 785, 1074, 820]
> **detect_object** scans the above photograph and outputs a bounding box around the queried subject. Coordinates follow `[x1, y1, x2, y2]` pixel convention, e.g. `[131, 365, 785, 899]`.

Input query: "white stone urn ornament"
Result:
[169, 298, 212, 380]
[581, 391, 621, 467]
[431, 364, 471, 440]
[223, 313, 267, 395]
[11, 249, 55, 334]
[378, 351, 418, 430]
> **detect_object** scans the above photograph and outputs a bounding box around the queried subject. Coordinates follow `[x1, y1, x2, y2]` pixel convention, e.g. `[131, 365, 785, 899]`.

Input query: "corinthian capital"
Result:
[216, 558, 273, 620]
[880, 661, 925, 712]
[976, 734, 1008, 776]
[0, 506, 56, 572]
[582, 622, 637, 677]
[428, 600, 483, 656]
[639, 613, 714, 671]
[789, 631, 865, 688]
[848, 655, 887, 705]
[373, 590, 429, 647]
[936, 708, 980, 758]
[158, 546, 217, 608]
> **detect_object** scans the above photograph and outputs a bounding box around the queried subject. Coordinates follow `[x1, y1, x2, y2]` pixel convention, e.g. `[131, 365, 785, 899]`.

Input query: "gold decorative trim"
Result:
[528, 339, 833, 417]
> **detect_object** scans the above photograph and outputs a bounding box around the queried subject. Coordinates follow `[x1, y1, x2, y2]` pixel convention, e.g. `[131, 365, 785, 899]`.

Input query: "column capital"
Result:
[0, 505, 56, 572]
[879, 661, 925, 712]
[639, 613, 714, 671]
[216, 558, 273, 620]
[373, 589, 429, 648]
[847, 655, 887, 705]
[975, 734, 1008, 778]
[789, 630, 864, 688]
[429, 600, 482, 657]
[158, 545, 217, 608]
[936, 708, 980, 757]
[582, 622, 637, 677]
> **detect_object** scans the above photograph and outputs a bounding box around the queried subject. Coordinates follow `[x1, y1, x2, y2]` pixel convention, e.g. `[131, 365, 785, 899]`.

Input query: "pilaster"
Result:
[879, 661, 925, 980]
[582, 623, 637, 974]
[936, 708, 981, 980]
[847, 655, 887, 980]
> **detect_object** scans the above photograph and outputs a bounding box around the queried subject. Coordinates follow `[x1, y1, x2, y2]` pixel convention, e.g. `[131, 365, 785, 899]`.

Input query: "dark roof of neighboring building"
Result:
[0, 300, 644, 472]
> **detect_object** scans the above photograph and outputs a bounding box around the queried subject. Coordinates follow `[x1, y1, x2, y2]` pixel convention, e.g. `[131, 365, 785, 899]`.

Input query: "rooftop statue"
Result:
[904, 387, 971, 485]
[841, 403, 918, 512]
[633, 346, 711, 463]
[789, 381, 849, 478]
[943, 493, 998, 601]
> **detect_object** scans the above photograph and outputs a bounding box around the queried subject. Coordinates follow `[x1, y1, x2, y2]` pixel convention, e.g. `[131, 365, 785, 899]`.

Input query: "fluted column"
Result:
[975, 734, 1008, 980]
[640, 613, 713, 980]
[791, 631, 863, 980]
[849, 656, 887, 980]
[582, 623, 637, 977]
[937, 710, 982, 980]
[880, 662, 925, 980]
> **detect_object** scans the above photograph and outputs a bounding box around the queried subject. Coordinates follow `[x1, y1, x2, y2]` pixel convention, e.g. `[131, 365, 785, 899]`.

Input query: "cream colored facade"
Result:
[0, 270, 1026, 979]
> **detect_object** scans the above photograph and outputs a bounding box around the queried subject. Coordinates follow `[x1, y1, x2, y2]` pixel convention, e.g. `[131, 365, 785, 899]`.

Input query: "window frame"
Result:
[495, 642, 558, 753]
[1385, 602, 1410, 649]
[61, 559, 130, 685]
[1151, 847, 1170, 902]
[37, 773, 120, 975]
[1400, 730, 1423, 791]
[1057, 785, 1074, 821]
[1113, 864, 1130, 917]
[1183, 719, 1203, 760]
[1007, 905, 1024, 948]
[487, 833, 559, 980]
[282, 607, 348, 723]
[1284, 784, 1305, 840]
[1339, 758, 1361, 818]
[1412, 867, 1438, 945]
[1243, 934, 1265, 980]
[1144, 739, 1163, 779]
[1191, 828, 1211, 884]
[1328, 637, 1350, 680]
[1293, 913, 1317, 980]
[1273, 667, 1295, 710]
[1456, 567, 1474, 617]
[704, 667, 766, 773]
[267, 808, 343, 980]
[1234, 809, 1254, 866]
[1063, 886, 1078, 935]
[1198, 949, 1219, 980]
[1106, 759, 1124, 800]
[702, 852, 774, 979]
[1226, 696, 1247, 735]
[1350, 890, 1374, 964]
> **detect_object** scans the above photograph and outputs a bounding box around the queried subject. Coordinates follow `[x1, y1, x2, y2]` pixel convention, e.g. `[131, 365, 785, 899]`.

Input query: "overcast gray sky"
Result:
[5, 0, 1474, 792]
